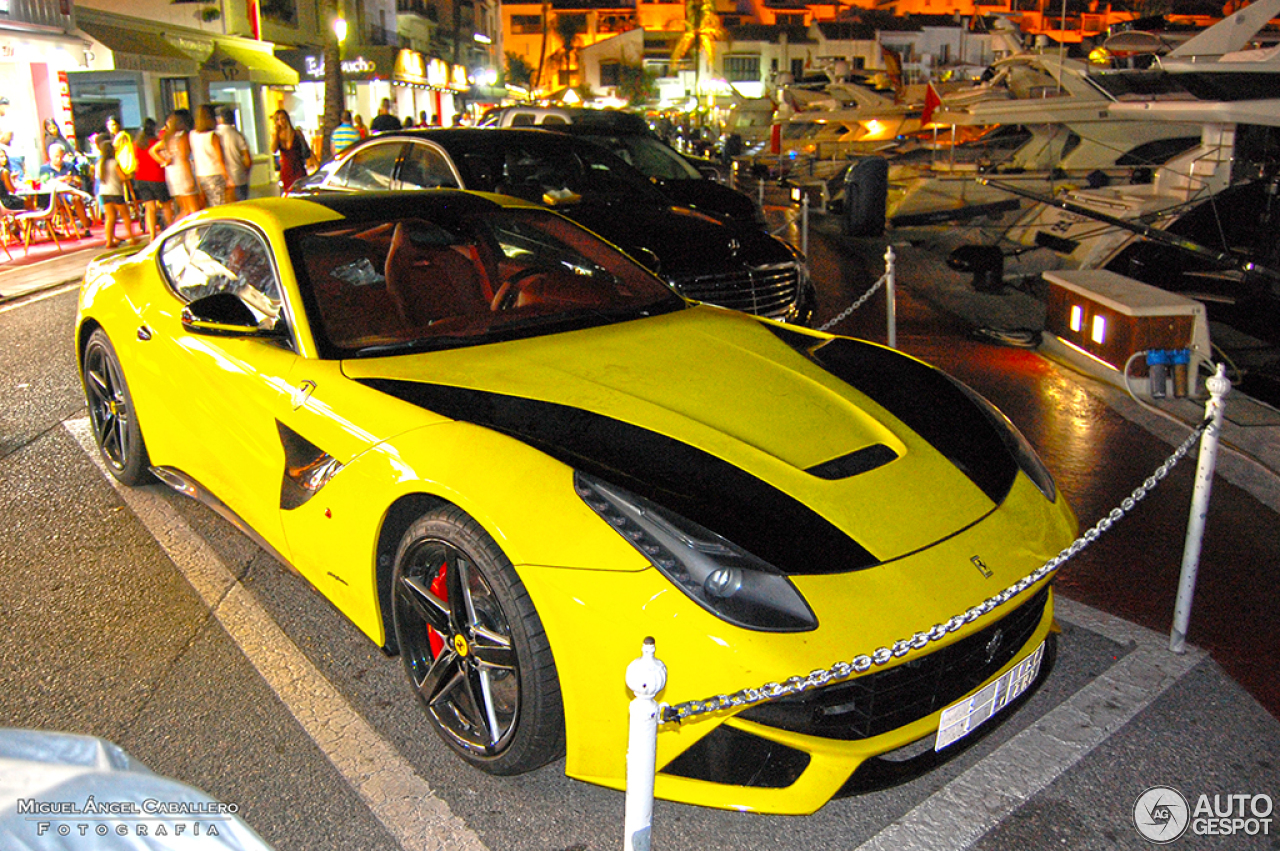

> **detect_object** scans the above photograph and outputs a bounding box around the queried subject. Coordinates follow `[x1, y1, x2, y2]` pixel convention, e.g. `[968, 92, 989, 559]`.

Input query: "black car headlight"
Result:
[949, 378, 1057, 503]
[574, 472, 818, 632]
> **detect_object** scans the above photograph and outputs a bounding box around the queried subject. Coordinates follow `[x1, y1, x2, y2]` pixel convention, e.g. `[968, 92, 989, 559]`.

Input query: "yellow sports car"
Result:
[76, 191, 1076, 814]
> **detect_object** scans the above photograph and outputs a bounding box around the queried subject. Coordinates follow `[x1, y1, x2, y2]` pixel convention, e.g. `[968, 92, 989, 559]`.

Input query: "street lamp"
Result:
[334, 14, 348, 46]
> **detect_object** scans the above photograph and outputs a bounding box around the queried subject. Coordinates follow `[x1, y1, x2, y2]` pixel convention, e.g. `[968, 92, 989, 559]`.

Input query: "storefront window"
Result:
[209, 83, 259, 154]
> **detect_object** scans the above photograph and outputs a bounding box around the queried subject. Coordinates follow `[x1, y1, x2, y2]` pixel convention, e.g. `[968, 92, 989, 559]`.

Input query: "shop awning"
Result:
[205, 40, 298, 87]
[77, 20, 199, 76]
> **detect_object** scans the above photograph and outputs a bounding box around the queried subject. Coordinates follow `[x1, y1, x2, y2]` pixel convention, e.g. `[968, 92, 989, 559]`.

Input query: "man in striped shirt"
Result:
[330, 111, 361, 157]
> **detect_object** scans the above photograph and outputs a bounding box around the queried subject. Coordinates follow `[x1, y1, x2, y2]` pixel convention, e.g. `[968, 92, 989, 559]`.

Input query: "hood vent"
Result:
[807, 444, 898, 480]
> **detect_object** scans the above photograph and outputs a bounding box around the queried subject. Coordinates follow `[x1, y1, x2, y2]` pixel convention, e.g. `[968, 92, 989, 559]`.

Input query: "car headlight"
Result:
[948, 377, 1057, 503]
[574, 472, 818, 632]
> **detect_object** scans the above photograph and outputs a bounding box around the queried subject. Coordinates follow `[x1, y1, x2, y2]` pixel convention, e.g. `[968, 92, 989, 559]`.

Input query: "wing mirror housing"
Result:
[182, 292, 286, 339]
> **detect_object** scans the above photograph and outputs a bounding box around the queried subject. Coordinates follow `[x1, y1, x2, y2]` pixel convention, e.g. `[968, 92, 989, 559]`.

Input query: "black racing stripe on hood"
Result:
[360, 379, 880, 575]
[767, 326, 1018, 505]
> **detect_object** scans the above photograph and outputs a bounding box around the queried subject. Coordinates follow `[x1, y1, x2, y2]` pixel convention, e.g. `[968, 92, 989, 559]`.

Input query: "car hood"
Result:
[558, 201, 792, 275]
[654, 179, 761, 226]
[342, 308, 1019, 573]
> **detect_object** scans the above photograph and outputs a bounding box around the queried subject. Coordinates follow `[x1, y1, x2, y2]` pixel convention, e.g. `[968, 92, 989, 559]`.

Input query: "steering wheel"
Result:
[490, 266, 547, 311]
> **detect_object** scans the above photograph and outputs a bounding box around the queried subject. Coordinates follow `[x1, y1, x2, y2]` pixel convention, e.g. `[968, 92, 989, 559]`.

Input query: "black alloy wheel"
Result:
[392, 506, 564, 774]
[82, 329, 152, 486]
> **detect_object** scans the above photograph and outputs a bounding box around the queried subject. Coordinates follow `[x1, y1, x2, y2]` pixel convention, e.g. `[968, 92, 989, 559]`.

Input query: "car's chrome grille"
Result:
[737, 586, 1049, 740]
[670, 262, 800, 318]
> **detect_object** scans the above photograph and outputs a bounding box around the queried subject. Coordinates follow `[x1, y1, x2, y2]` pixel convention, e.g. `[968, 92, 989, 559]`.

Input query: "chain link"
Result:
[817, 273, 889, 332]
[660, 418, 1213, 725]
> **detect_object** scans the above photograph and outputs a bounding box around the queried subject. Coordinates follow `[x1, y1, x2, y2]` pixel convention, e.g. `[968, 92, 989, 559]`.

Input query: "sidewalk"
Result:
[0, 239, 104, 304]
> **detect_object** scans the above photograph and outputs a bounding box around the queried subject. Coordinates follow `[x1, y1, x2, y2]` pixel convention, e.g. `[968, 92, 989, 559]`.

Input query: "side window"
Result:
[399, 144, 460, 190]
[332, 143, 403, 191]
[540, 115, 569, 125]
[509, 113, 536, 127]
[160, 223, 283, 326]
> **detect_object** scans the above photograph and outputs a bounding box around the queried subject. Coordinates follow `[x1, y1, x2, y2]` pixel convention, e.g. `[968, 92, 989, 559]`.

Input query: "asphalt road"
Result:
[1, 217, 1278, 850]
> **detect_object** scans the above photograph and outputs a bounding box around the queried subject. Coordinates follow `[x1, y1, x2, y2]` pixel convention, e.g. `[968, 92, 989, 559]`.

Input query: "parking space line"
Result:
[853, 596, 1204, 851]
[66, 418, 490, 851]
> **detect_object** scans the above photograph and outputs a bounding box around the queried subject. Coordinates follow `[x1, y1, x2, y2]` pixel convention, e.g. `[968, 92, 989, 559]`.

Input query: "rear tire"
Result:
[82, 329, 152, 486]
[392, 505, 564, 774]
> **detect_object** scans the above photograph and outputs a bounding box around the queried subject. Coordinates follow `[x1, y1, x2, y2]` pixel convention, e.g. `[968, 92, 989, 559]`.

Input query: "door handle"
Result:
[291, 379, 316, 410]
[136, 325, 153, 341]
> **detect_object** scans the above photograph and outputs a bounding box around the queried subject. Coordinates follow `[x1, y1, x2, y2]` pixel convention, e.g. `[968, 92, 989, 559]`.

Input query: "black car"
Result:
[544, 124, 760, 227]
[289, 128, 814, 324]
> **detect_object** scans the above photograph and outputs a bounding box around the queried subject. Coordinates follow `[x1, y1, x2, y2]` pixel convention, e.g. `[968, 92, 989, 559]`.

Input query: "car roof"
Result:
[297, 189, 523, 224]
[363, 127, 601, 148]
[480, 106, 652, 134]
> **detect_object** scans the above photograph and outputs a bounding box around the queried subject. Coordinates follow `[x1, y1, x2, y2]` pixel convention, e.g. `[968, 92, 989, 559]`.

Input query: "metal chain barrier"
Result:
[817, 271, 889, 333]
[660, 416, 1214, 725]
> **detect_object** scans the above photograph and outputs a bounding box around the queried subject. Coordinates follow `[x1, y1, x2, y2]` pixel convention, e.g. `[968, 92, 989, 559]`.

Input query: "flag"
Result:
[921, 81, 942, 127]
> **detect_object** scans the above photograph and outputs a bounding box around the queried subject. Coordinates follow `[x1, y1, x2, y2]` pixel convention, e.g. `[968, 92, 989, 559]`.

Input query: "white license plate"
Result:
[935, 640, 1045, 751]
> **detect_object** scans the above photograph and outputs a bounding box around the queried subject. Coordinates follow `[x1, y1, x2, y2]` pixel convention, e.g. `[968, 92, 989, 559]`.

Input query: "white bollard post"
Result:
[884, 245, 897, 350]
[801, 194, 809, 258]
[624, 637, 667, 851]
[1170, 363, 1230, 654]
[758, 177, 765, 210]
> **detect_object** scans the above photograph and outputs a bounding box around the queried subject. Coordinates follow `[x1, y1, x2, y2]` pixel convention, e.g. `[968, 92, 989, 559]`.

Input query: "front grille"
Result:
[738, 585, 1049, 741]
[670, 262, 801, 318]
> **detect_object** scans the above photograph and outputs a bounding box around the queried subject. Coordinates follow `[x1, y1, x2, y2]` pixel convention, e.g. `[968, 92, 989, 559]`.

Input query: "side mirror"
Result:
[629, 245, 661, 274]
[182, 292, 285, 338]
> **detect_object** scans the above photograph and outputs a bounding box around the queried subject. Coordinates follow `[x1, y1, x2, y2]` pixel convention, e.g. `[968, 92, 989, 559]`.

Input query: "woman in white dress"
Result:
[189, 104, 230, 207]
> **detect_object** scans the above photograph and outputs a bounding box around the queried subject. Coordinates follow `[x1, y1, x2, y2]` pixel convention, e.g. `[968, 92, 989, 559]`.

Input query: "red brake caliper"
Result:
[428, 562, 449, 658]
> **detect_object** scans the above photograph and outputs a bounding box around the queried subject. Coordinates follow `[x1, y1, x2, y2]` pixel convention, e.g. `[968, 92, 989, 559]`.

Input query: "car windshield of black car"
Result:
[457, 143, 664, 205]
[291, 209, 682, 358]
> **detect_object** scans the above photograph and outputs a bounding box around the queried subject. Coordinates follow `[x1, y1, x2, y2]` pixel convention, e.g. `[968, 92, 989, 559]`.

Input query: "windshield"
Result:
[454, 141, 668, 205]
[582, 134, 702, 181]
[291, 208, 684, 358]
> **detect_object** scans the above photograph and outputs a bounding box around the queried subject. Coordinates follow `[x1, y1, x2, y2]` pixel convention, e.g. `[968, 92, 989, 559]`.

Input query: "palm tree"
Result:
[322, 0, 345, 160]
[535, 0, 551, 95]
[554, 14, 585, 90]
[671, 0, 726, 94]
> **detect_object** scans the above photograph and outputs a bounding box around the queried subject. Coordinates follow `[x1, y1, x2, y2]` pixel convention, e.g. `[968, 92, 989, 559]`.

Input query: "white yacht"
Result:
[886, 51, 1201, 225]
[997, 0, 1280, 285]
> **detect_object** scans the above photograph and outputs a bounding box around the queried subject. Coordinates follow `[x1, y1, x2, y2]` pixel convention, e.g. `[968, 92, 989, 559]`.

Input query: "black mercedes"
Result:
[289, 128, 814, 324]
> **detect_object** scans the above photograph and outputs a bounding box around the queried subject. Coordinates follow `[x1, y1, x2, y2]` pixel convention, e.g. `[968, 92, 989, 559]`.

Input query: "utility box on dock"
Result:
[1041, 269, 1211, 396]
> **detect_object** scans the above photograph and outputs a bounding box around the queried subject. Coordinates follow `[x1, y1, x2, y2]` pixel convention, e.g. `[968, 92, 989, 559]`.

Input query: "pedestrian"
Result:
[0, 97, 16, 163]
[419, 110, 428, 127]
[269, 109, 313, 194]
[215, 106, 252, 201]
[354, 113, 368, 139]
[151, 109, 202, 222]
[189, 104, 230, 207]
[132, 117, 173, 242]
[401, 115, 415, 128]
[38, 142, 93, 233]
[41, 118, 71, 168]
[0, 148, 26, 210]
[95, 136, 137, 248]
[105, 116, 137, 219]
[330, 110, 360, 157]
[370, 98, 400, 133]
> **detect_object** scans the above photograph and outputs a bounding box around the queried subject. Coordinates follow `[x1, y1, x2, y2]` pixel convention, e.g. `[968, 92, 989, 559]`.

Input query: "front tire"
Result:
[392, 505, 564, 774]
[82, 329, 152, 486]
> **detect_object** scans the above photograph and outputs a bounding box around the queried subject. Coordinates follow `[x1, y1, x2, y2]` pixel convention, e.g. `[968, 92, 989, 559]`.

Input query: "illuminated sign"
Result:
[303, 55, 378, 79]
